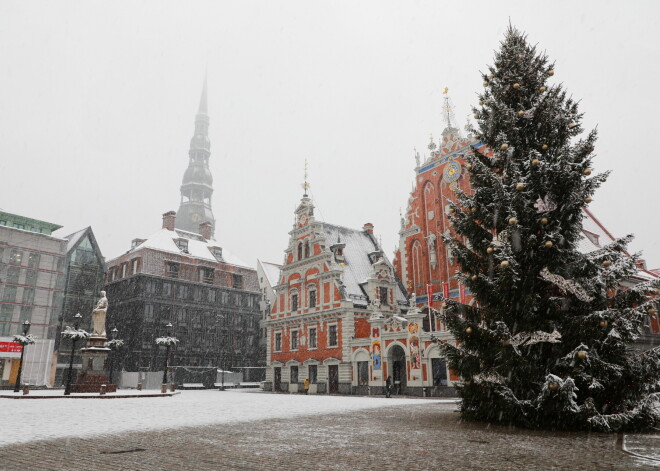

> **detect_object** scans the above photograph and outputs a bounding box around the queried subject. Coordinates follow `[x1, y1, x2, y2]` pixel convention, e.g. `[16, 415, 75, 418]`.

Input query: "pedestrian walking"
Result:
[304, 377, 310, 394]
[385, 376, 392, 398]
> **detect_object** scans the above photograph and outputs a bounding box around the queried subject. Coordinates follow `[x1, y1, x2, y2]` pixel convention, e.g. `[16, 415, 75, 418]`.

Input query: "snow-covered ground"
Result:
[0, 390, 447, 446]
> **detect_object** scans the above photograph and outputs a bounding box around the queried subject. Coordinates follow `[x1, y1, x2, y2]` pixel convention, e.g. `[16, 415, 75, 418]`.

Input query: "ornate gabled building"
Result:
[263, 191, 458, 396]
[394, 93, 659, 354]
[176, 75, 216, 237]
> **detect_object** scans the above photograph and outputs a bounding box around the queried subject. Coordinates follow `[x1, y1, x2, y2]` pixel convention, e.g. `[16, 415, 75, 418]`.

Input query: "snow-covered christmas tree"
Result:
[438, 26, 660, 432]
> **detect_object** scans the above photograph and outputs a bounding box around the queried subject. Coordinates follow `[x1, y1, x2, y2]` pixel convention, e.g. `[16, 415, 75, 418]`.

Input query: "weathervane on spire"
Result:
[302, 159, 310, 197]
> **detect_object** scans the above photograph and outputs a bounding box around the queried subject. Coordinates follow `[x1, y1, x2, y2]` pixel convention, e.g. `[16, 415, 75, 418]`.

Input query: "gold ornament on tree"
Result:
[599, 320, 608, 328]
[508, 217, 518, 225]
[548, 382, 559, 391]
[583, 168, 592, 176]
[465, 326, 473, 334]
[518, 110, 525, 117]
[500, 143, 509, 151]
[513, 83, 520, 89]
[542, 144, 549, 150]
[516, 183, 525, 191]
[544, 241, 553, 248]
[540, 217, 549, 225]
[603, 259, 612, 267]
[471, 275, 478, 281]
[584, 197, 593, 203]
[539, 86, 546, 92]
[577, 351, 588, 360]
[547, 69, 555, 76]
[532, 159, 540, 167]
[486, 247, 494, 254]
[500, 260, 510, 268]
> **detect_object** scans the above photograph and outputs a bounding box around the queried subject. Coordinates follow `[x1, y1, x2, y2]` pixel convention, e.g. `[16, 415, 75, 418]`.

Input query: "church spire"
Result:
[176, 75, 216, 237]
[198, 71, 208, 116]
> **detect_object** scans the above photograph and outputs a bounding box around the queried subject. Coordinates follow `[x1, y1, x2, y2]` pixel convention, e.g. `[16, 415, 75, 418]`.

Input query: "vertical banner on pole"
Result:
[459, 283, 466, 304]
[442, 282, 449, 299]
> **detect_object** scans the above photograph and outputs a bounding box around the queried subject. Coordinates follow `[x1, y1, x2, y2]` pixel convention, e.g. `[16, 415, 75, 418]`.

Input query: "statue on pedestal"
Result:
[91, 291, 108, 337]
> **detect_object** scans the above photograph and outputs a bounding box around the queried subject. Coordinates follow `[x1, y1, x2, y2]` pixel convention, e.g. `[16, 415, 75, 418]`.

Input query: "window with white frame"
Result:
[328, 324, 338, 347]
[291, 330, 299, 350]
[291, 292, 299, 311]
[274, 332, 282, 352]
[308, 327, 317, 349]
[309, 287, 317, 308]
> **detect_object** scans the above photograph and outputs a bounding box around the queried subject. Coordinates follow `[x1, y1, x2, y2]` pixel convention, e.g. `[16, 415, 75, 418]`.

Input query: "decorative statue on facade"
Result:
[91, 291, 108, 336]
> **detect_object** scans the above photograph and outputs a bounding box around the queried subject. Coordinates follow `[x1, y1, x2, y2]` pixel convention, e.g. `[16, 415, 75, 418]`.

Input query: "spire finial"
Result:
[198, 71, 208, 115]
[441, 87, 460, 135]
[302, 159, 310, 197]
[428, 134, 437, 151]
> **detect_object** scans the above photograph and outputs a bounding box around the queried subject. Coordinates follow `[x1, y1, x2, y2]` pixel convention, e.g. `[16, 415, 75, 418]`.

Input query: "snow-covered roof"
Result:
[259, 260, 282, 288]
[114, 227, 251, 268]
[64, 227, 89, 253]
[321, 223, 407, 305]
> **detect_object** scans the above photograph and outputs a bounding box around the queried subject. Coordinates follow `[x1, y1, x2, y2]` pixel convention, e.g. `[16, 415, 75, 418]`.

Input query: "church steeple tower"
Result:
[176, 74, 216, 237]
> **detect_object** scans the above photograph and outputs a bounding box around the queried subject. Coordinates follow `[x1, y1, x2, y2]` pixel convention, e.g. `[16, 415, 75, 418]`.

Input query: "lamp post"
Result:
[64, 313, 83, 396]
[108, 327, 122, 385]
[163, 322, 173, 386]
[13, 320, 31, 393]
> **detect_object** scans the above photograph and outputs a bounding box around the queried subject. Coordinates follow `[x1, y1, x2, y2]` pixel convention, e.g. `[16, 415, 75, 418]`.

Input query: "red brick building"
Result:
[263, 191, 463, 396]
[394, 108, 659, 353]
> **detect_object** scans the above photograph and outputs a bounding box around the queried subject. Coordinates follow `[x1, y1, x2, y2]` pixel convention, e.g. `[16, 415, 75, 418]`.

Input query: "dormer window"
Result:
[379, 287, 389, 306]
[297, 242, 303, 261]
[209, 246, 223, 261]
[304, 241, 310, 258]
[175, 239, 189, 252]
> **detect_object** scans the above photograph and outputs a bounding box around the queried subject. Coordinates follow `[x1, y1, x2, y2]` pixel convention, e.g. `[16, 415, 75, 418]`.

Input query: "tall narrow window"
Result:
[290, 365, 299, 384]
[328, 324, 338, 347]
[297, 242, 303, 260]
[304, 241, 310, 258]
[379, 287, 389, 306]
[308, 365, 318, 383]
[291, 293, 299, 312]
[308, 327, 317, 349]
[291, 330, 298, 350]
[309, 289, 317, 308]
[274, 332, 282, 352]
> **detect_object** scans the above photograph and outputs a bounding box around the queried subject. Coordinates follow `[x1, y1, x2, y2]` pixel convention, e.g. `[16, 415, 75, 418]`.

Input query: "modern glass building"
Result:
[54, 227, 106, 385]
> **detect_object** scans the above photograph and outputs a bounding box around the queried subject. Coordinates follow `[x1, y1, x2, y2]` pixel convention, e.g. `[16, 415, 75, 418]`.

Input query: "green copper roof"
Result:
[0, 211, 62, 235]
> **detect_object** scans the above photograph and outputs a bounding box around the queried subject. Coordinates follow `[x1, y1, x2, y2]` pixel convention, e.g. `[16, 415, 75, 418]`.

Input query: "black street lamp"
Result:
[64, 313, 83, 396]
[162, 322, 173, 385]
[108, 327, 120, 385]
[13, 320, 31, 393]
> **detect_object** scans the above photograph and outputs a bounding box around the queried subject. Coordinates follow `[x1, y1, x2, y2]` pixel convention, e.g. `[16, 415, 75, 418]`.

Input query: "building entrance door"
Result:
[432, 358, 448, 386]
[390, 345, 407, 394]
[274, 367, 281, 392]
[328, 365, 339, 394]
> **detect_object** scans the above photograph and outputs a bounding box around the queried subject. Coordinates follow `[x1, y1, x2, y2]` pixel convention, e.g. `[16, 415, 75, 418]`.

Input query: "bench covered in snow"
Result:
[181, 383, 206, 390]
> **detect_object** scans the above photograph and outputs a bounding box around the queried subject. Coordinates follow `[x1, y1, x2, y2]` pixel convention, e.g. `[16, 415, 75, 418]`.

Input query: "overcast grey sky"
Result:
[1, 0, 659, 269]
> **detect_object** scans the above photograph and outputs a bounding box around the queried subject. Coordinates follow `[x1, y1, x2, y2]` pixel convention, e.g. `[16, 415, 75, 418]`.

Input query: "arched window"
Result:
[411, 240, 423, 288]
[297, 242, 303, 260]
[304, 240, 310, 258]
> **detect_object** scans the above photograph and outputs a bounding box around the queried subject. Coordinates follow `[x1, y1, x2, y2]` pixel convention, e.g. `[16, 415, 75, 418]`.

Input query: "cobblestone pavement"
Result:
[0, 400, 657, 471]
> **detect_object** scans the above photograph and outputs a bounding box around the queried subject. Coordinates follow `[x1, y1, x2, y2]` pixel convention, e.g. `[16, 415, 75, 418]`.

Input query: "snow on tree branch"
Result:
[61, 326, 90, 341]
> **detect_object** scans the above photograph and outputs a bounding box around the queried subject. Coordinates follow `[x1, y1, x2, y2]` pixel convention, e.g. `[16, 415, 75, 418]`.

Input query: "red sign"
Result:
[442, 282, 450, 298]
[0, 342, 23, 358]
[459, 283, 466, 304]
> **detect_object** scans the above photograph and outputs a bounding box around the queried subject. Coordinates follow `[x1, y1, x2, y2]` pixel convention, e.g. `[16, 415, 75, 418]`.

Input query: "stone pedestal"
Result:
[71, 335, 117, 393]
